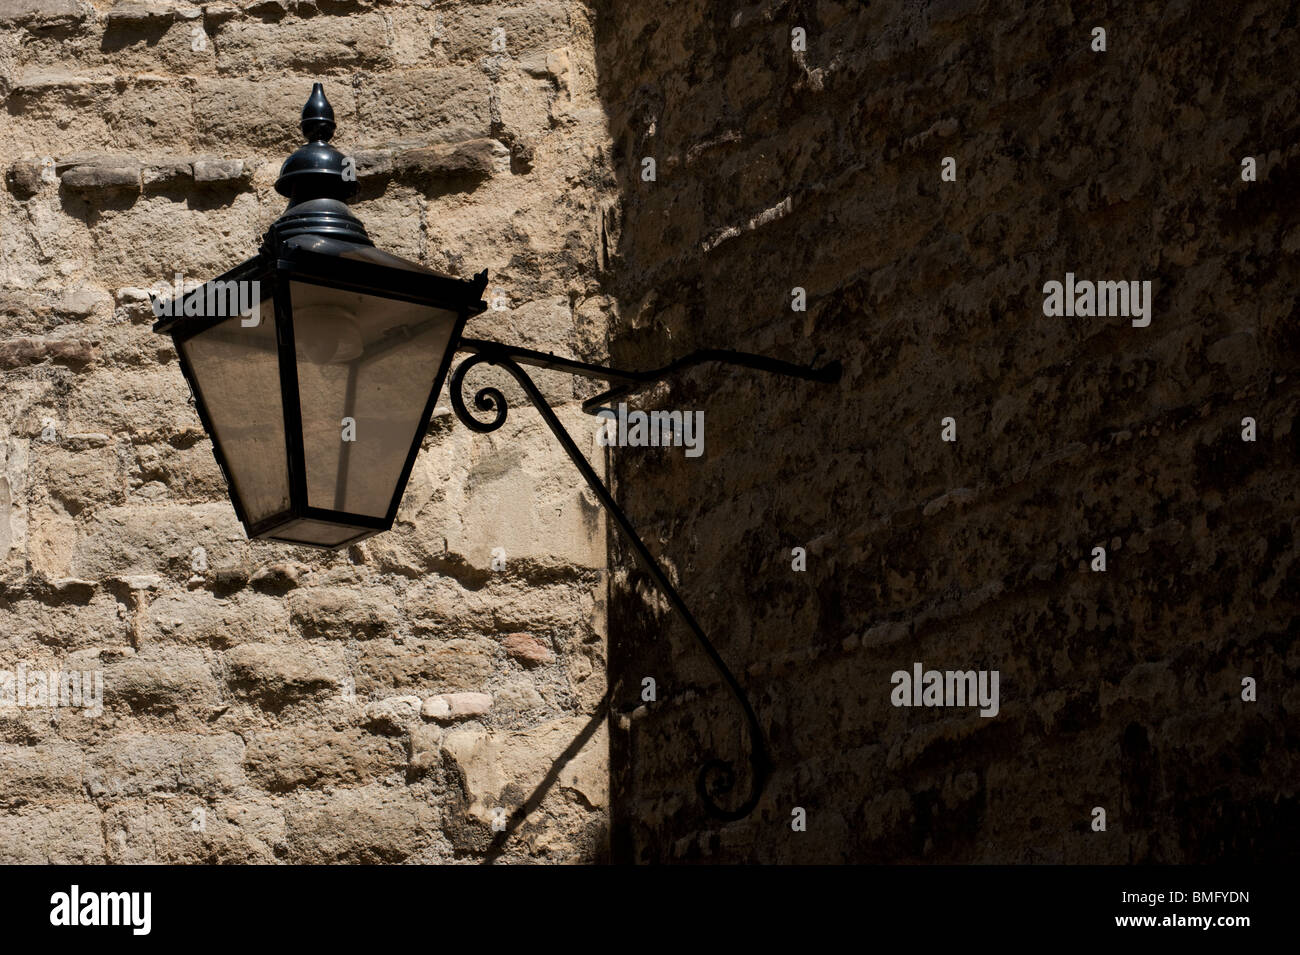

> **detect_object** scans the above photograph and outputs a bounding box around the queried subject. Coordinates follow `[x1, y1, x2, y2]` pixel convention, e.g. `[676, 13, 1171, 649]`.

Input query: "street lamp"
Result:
[153, 84, 840, 820]
[152, 84, 485, 549]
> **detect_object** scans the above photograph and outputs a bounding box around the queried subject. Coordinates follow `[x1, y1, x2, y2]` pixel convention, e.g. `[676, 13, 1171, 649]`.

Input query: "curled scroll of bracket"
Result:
[448, 353, 509, 433]
[448, 345, 771, 819]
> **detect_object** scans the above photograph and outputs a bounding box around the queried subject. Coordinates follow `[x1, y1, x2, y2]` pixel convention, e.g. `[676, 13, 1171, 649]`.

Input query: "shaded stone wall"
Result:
[593, 1, 1299, 861]
[0, 0, 615, 863]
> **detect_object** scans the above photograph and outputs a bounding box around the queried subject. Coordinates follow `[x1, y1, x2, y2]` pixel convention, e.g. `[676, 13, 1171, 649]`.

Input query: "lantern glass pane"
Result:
[289, 281, 459, 518]
[179, 296, 289, 525]
[266, 518, 367, 548]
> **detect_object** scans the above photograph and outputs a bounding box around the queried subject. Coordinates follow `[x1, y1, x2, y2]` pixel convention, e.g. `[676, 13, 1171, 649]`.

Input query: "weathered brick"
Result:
[502, 632, 553, 667]
[61, 159, 143, 193]
[282, 787, 438, 864]
[290, 586, 400, 640]
[392, 138, 507, 186]
[244, 727, 405, 792]
[0, 0, 84, 27]
[0, 806, 104, 863]
[421, 691, 493, 723]
[103, 647, 221, 711]
[84, 733, 244, 799]
[225, 642, 346, 705]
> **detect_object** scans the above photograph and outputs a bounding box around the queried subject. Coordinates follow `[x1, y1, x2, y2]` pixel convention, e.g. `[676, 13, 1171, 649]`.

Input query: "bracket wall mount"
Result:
[448, 336, 841, 819]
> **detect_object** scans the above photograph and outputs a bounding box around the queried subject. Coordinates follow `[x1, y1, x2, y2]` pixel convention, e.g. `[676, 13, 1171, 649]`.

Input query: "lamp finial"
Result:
[301, 82, 336, 143]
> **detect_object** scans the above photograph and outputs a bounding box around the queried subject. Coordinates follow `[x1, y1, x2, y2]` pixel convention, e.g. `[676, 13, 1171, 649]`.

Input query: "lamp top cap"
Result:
[301, 82, 336, 143]
[269, 82, 367, 242]
[274, 81, 358, 207]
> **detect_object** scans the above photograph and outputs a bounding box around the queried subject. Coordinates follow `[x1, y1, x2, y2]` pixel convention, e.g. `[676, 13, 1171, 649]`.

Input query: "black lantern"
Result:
[154, 82, 842, 820]
[153, 84, 487, 548]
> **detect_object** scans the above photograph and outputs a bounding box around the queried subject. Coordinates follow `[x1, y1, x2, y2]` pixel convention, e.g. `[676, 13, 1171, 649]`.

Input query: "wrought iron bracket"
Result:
[447, 336, 840, 820]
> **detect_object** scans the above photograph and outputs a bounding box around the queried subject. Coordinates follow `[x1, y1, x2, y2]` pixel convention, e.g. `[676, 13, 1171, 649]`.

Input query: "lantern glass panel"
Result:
[178, 293, 289, 525]
[265, 518, 367, 548]
[289, 280, 460, 518]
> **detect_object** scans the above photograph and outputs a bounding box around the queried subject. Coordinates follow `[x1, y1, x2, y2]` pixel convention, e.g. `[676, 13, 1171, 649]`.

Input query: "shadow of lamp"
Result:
[151, 84, 841, 821]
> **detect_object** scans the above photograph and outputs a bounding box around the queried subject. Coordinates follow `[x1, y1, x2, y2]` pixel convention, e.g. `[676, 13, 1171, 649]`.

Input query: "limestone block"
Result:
[354, 67, 492, 143]
[289, 586, 400, 640]
[84, 732, 244, 799]
[0, 742, 84, 809]
[225, 641, 346, 704]
[0, 806, 104, 863]
[362, 695, 422, 733]
[441, 715, 608, 822]
[0, 440, 29, 573]
[243, 726, 406, 792]
[102, 794, 283, 864]
[421, 691, 493, 723]
[356, 637, 493, 695]
[281, 786, 439, 863]
[0, 0, 83, 27]
[74, 503, 248, 579]
[103, 646, 221, 710]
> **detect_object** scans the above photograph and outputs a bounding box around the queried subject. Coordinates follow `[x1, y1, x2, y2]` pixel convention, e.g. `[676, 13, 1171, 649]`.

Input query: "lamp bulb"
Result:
[300, 305, 363, 364]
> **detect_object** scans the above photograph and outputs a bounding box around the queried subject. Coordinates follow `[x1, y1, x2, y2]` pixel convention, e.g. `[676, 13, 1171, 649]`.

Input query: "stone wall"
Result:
[593, 1, 1299, 861]
[4, 0, 1296, 869]
[0, 0, 615, 862]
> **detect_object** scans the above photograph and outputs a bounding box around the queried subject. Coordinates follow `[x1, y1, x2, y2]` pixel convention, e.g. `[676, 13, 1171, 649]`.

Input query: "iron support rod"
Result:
[455, 337, 841, 416]
[445, 337, 839, 819]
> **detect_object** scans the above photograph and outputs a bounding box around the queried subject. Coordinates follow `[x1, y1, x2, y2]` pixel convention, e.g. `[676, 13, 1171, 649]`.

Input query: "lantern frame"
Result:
[154, 240, 486, 549]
